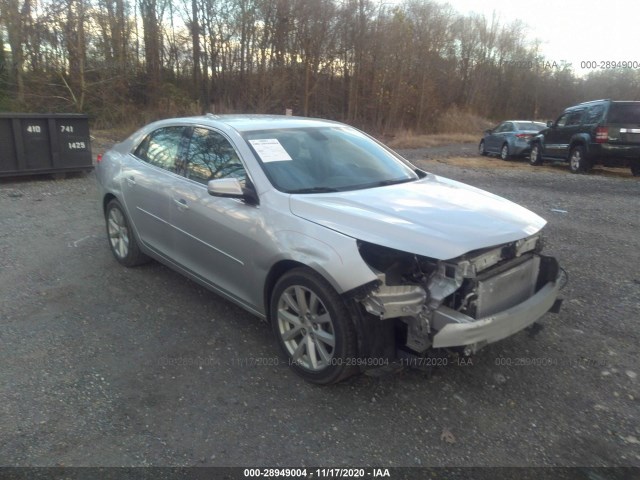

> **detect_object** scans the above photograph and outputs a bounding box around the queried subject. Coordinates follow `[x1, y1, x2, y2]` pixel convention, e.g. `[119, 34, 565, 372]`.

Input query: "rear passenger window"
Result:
[494, 122, 510, 133]
[134, 126, 185, 172]
[185, 128, 246, 186]
[584, 105, 605, 125]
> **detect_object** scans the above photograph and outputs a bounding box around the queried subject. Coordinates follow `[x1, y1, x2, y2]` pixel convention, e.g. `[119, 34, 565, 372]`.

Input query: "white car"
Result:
[96, 114, 563, 384]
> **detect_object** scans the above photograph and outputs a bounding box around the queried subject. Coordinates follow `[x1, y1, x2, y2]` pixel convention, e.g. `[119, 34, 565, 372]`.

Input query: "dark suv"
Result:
[529, 99, 640, 176]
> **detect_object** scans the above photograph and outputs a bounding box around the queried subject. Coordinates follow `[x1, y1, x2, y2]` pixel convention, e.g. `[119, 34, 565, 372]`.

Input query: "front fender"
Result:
[531, 133, 546, 152]
[269, 230, 378, 295]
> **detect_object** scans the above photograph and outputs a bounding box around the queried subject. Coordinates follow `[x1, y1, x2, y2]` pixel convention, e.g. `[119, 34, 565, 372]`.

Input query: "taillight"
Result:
[516, 133, 532, 140]
[96, 153, 103, 163]
[595, 127, 608, 143]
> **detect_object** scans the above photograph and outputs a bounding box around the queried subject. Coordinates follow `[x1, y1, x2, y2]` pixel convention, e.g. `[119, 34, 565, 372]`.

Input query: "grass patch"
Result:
[436, 107, 494, 134]
[385, 107, 493, 148]
[387, 132, 479, 149]
[420, 156, 633, 178]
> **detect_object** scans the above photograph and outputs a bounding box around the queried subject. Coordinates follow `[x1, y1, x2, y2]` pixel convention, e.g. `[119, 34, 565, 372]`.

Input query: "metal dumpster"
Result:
[0, 113, 93, 178]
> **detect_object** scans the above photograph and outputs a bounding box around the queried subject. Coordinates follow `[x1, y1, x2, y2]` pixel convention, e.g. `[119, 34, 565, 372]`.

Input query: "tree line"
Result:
[1, 0, 639, 133]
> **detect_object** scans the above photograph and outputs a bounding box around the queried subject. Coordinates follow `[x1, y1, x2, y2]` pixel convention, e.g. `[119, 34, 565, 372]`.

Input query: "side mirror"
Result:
[546, 120, 554, 128]
[207, 178, 259, 205]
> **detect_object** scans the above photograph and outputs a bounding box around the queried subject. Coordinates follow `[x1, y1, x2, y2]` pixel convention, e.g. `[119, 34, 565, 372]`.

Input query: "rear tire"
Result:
[529, 143, 543, 166]
[569, 145, 590, 173]
[500, 143, 510, 161]
[270, 268, 358, 384]
[478, 140, 487, 156]
[105, 199, 150, 267]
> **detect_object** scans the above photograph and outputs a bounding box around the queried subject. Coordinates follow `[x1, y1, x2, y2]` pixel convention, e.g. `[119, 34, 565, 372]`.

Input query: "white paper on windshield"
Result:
[249, 139, 292, 162]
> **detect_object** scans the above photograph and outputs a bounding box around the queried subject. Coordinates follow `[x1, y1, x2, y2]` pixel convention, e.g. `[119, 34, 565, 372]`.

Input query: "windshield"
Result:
[242, 126, 418, 193]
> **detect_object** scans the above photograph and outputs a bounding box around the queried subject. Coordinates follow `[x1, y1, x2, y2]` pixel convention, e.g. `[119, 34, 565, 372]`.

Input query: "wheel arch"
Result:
[262, 257, 375, 324]
[103, 193, 118, 216]
[531, 136, 544, 152]
[261, 230, 378, 320]
[568, 136, 590, 159]
[263, 259, 308, 321]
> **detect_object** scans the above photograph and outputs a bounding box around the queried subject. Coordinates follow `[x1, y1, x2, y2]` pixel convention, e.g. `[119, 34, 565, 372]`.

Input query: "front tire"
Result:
[529, 143, 543, 166]
[569, 145, 590, 173]
[270, 268, 358, 384]
[500, 143, 510, 160]
[630, 162, 640, 177]
[105, 199, 149, 267]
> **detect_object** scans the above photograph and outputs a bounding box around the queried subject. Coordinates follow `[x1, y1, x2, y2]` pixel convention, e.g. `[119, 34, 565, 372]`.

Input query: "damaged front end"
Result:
[354, 235, 563, 359]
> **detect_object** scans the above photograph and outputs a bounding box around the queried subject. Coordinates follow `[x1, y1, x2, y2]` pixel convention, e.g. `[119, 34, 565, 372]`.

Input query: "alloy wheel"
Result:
[108, 207, 129, 260]
[501, 144, 509, 160]
[276, 285, 336, 371]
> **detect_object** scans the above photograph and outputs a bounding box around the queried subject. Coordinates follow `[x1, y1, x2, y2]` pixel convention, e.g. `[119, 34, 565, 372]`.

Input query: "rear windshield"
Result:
[515, 122, 545, 132]
[608, 103, 640, 124]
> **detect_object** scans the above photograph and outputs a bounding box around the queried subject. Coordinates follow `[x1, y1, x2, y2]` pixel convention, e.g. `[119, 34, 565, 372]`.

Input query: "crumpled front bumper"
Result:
[431, 270, 562, 349]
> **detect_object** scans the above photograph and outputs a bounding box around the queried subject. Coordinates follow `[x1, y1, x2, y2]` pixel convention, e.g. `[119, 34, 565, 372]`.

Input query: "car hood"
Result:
[289, 175, 546, 260]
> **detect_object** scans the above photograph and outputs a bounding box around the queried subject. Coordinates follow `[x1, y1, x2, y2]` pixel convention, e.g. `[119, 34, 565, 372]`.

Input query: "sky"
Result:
[427, 0, 640, 76]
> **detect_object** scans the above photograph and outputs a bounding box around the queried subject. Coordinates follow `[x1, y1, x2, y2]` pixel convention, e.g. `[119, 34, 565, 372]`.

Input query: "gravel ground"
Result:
[1, 142, 639, 469]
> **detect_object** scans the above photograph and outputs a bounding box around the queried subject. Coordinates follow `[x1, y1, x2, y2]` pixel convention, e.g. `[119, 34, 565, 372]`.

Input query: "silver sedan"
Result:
[96, 115, 563, 384]
[479, 120, 546, 160]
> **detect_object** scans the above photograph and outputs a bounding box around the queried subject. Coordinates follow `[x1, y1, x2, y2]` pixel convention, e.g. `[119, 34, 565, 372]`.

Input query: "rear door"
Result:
[487, 122, 512, 153]
[121, 126, 188, 256]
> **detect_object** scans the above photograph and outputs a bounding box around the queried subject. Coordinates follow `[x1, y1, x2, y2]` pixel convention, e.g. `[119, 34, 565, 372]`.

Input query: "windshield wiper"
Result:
[367, 177, 415, 188]
[287, 186, 341, 194]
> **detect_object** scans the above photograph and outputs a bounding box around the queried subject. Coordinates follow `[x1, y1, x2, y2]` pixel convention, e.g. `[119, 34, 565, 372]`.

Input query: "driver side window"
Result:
[557, 111, 584, 128]
[556, 114, 569, 128]
[566, 110, 584, 126]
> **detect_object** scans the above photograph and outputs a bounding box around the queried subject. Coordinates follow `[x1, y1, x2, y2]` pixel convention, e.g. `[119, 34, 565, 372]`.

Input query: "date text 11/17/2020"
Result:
[243, 468, 391, 478]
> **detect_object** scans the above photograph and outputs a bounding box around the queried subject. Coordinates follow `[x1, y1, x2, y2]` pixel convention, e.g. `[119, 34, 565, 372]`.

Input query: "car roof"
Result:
[180, 114, 344, 132]
[575, 99, 609, 106]
[508, 120, 545, 123]
[567, 99, 640, 111]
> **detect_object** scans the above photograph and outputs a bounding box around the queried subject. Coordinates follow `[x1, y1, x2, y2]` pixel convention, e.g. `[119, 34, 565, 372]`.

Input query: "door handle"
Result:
[126, 176, 136, 186]
[173, 198, 189, 210]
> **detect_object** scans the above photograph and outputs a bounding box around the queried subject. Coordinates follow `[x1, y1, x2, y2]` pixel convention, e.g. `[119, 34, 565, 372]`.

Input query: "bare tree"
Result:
[63, 0, 87, 110]
[139, 0, 162, 105]
[0, 0, 29, 104]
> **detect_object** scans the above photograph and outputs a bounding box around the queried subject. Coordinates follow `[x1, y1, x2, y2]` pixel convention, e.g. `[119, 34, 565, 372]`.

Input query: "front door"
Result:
[545, 110, 584, 159]
[169, 127, 263, 305]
